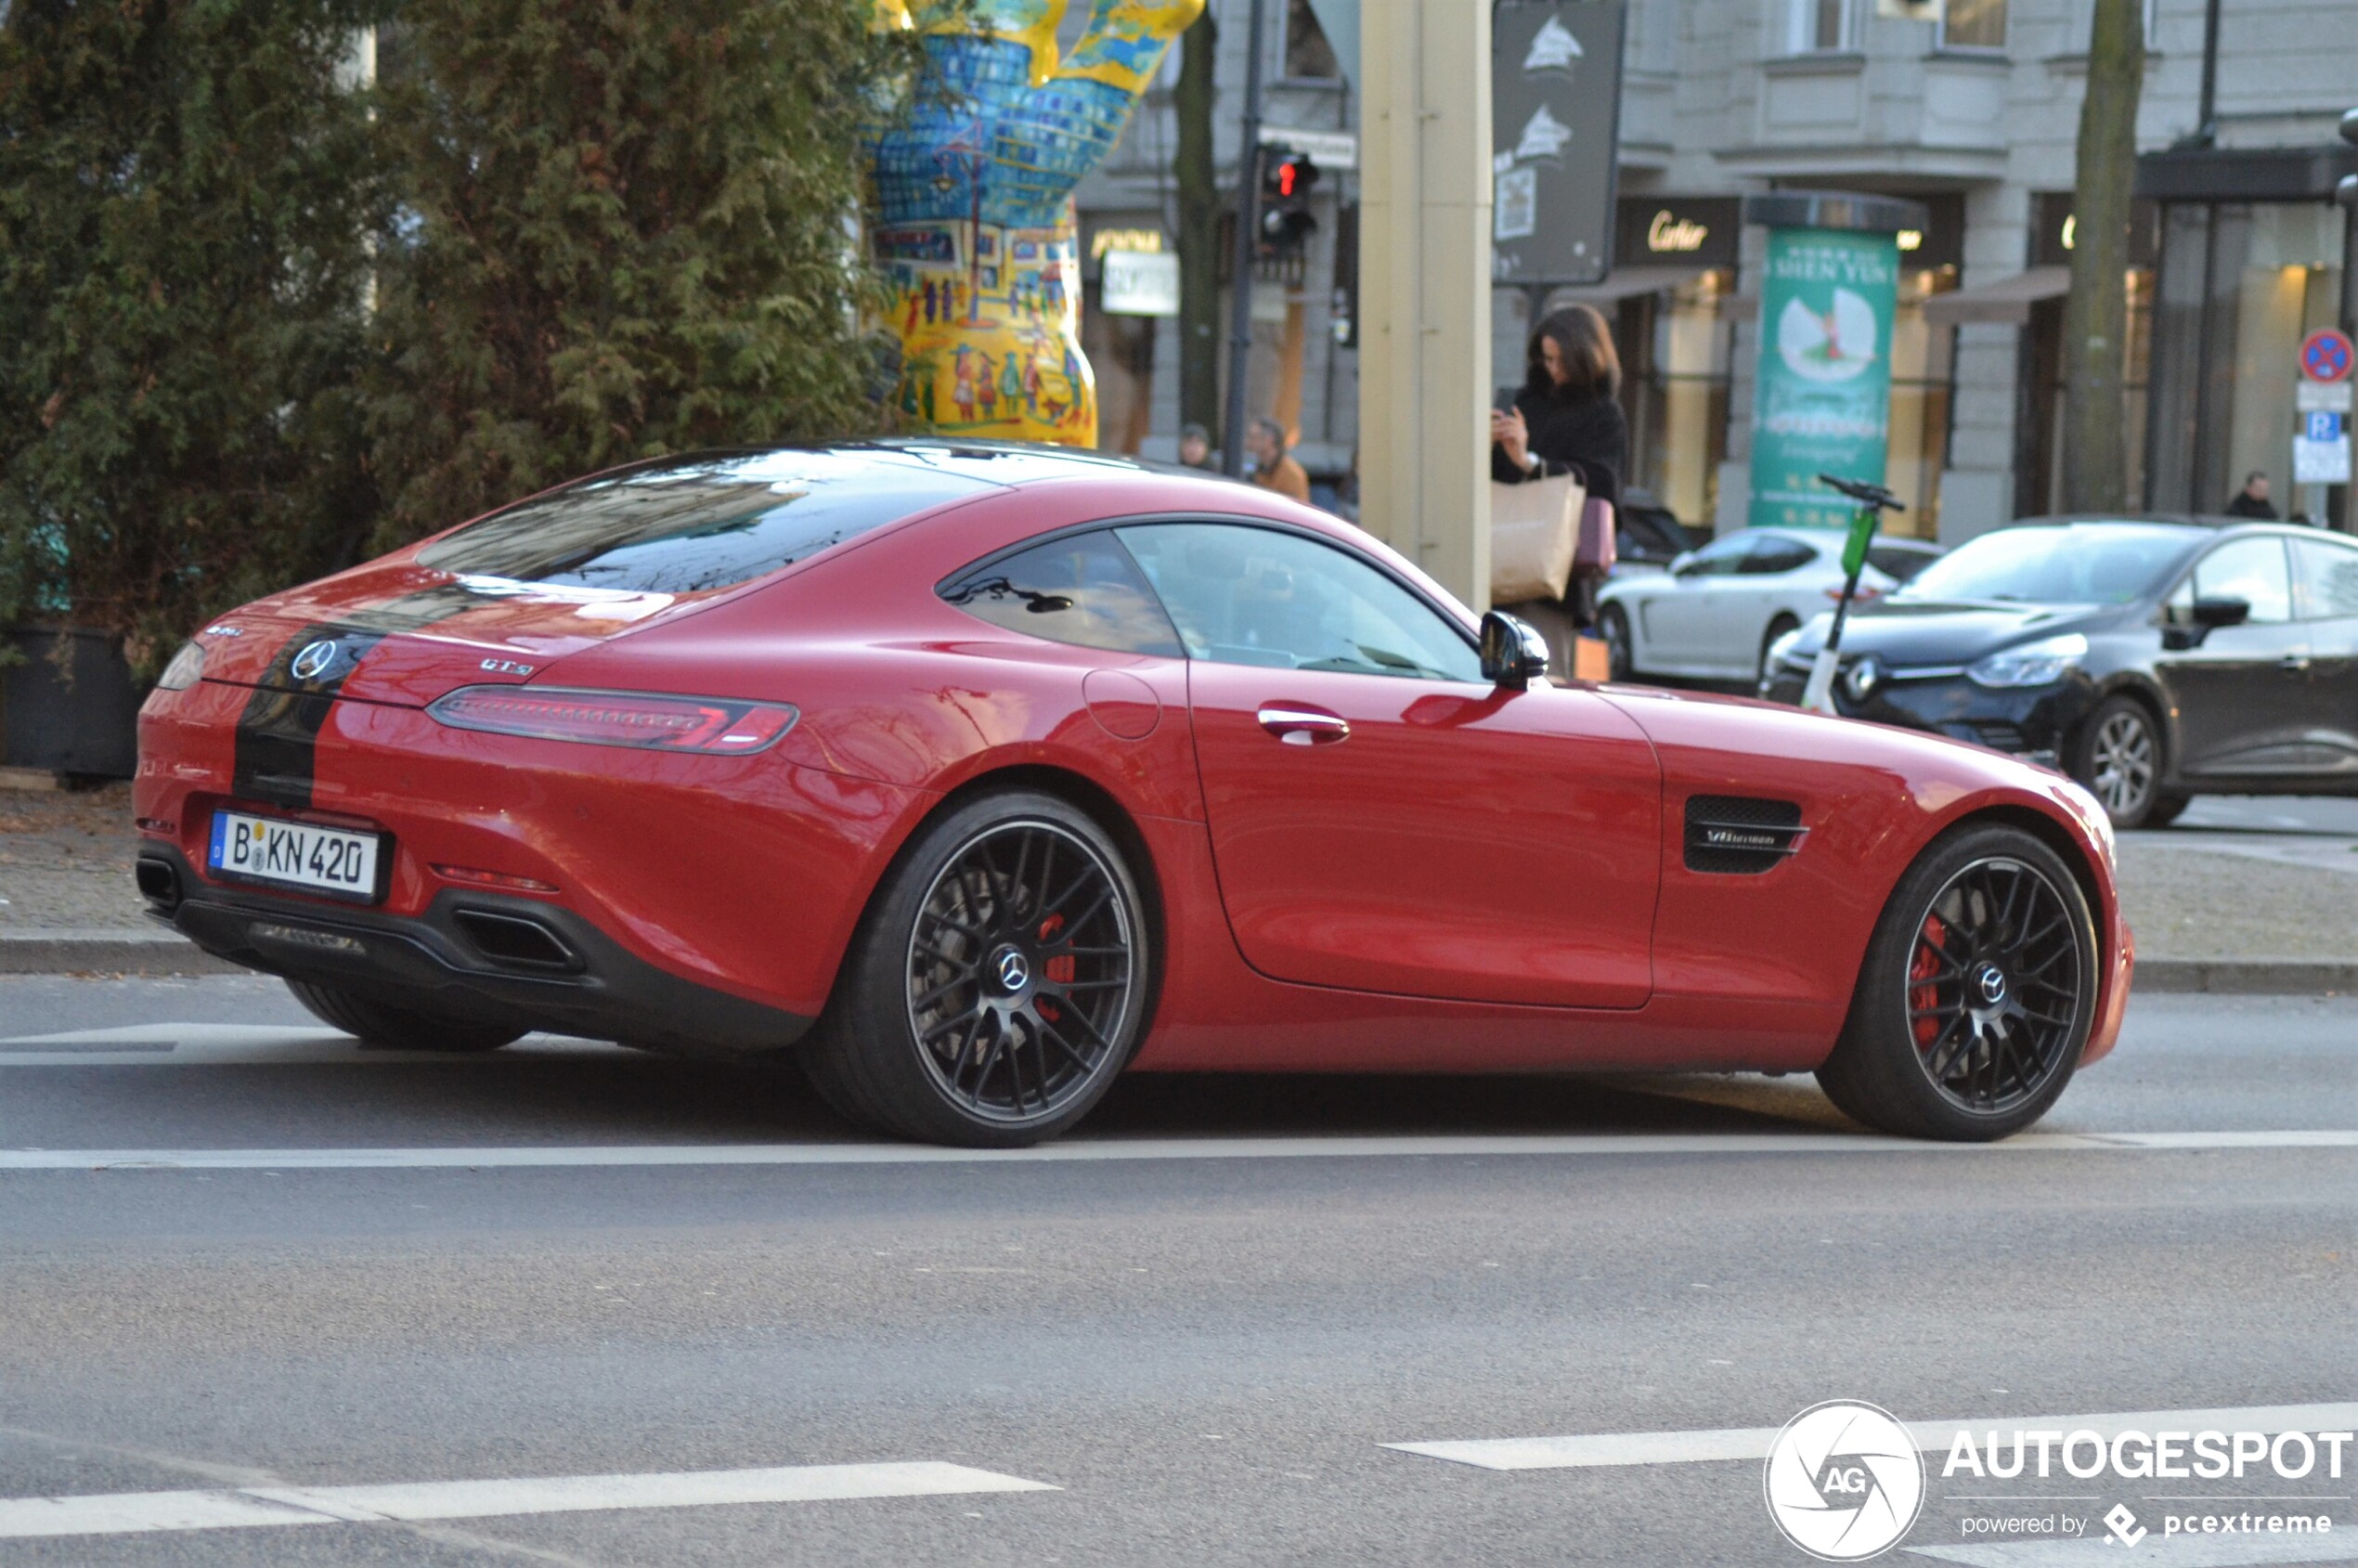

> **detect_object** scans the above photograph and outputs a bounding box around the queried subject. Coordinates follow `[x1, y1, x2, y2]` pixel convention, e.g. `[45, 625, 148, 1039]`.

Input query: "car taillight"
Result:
[1822, 584, 1883, 603]
[426, 686, 797, 754]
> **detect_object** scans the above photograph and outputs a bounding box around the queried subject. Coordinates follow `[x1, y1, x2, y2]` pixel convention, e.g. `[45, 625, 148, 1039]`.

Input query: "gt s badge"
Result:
[480, 658, 536, 676]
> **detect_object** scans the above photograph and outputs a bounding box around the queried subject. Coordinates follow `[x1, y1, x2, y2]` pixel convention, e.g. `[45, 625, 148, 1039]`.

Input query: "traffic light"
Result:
[1258, 149, 1320, 255]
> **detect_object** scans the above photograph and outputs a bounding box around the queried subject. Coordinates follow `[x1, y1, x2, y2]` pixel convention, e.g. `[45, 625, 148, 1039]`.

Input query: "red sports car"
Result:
[134, 443, 2132, 1146]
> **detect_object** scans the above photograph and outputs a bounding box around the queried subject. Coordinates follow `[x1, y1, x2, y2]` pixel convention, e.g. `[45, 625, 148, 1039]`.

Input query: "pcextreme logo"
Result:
[1764, 1400, 1927, 1561]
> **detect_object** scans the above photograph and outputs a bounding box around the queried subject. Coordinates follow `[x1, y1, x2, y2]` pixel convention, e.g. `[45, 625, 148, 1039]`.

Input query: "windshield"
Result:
[1892, 525, 2197, 606]
[418, 449, 994, 594]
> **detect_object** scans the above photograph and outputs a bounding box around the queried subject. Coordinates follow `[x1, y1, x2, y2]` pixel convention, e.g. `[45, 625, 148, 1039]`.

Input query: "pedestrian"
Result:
[1492, 304, 1628, 625]
[1245, 417, 1310, 504]
[1177, 422, 1214, 470]
[2225, 471, 2279, 520]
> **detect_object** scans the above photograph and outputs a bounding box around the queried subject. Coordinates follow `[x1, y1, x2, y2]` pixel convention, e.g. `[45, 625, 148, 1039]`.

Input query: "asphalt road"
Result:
[0, 977, 2352, 1567]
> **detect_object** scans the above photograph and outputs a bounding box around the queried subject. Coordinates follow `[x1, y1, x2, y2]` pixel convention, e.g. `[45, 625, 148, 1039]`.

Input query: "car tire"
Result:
[1757, 615, 1799, 686]
[2142, 792, 2191, 829]
[799, 790, 1154, 1147]
[1815, 823, 2098, 1142]
[1598, 603, 1634, 680]
[285, 979, 524, 1052]
[2069, 694, 2170, 829]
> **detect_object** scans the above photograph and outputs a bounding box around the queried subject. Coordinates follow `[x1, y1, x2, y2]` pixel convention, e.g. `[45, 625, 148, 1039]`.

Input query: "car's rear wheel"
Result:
[1598, 603, 1634, 680]
[2070, 695, 2170, 828]
[286, 980, 524, 1052]
[800, 791, 1151, 1147]
[1816, 824, 2097, 1141]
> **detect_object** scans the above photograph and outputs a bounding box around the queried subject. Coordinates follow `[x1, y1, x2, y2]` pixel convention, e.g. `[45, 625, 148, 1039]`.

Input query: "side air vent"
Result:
[452, 909, 581, 973]
[1685, 795, 1807, 875]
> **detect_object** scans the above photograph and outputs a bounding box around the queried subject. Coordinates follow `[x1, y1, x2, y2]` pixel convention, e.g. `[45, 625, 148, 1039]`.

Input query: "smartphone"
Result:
[1492, 388, 1520, 414]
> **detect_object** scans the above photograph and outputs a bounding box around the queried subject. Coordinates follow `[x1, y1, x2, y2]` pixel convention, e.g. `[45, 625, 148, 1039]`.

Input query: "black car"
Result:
[1613, 487, 1701, 571]
[1760, 516, 2358, 827]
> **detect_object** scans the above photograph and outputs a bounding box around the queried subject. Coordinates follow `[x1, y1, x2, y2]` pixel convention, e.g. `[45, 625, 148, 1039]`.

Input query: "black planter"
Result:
[1, 628, 144, 780]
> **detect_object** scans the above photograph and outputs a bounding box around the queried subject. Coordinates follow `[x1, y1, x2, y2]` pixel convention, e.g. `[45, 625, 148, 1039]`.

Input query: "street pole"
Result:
[1220, 0, 1270, 479]
[2338, 110, 2358, 531]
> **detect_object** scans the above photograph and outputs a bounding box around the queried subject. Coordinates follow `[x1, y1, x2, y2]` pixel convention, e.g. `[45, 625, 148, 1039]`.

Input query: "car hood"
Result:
[1783, 599, 2114, 667]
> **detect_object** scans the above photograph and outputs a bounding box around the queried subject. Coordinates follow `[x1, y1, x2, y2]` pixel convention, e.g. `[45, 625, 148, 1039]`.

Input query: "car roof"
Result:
[2006, 512, 2241, 531]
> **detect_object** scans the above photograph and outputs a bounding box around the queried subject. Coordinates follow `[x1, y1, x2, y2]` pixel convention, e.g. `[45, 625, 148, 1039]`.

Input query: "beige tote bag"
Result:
[1489, 472, 1585, 606]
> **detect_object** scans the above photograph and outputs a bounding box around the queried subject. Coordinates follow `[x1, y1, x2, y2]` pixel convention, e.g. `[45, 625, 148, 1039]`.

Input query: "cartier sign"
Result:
[1614, 197, 1740, 269]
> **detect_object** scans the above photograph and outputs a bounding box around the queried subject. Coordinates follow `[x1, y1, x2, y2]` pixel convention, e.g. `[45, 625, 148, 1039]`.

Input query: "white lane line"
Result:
[0, 1023, 629, 1067]
[0, 1461, 1056, 1539]
[0, 1130, 2353, 1172]
[1384, 1403, 2358, 1471]
[1910, 1538, 2357, 1567]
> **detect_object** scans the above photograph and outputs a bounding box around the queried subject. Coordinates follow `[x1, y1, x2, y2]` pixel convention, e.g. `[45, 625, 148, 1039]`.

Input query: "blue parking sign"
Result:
[2306, 410, 2344, 443]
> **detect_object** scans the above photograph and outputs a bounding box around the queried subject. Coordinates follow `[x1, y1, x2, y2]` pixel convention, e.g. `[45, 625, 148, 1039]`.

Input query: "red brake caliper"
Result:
[1039, 913, 1075, 990]
[1909, 914, 1946, 1049]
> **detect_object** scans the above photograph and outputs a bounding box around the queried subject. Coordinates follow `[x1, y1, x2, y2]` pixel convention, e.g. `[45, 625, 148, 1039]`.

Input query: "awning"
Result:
[1540, 266, 1711, 308]
[1923, 266, 2070, 327]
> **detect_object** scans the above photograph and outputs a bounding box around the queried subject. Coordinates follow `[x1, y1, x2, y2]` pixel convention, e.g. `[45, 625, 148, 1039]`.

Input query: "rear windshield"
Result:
[1894, 524, 2199, 606]
[417, 450, 994, 594]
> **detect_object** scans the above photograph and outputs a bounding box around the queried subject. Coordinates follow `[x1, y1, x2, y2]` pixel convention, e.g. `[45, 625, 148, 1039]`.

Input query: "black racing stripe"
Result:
[232, 625, 389, 809]
[322, 583, 503, 635]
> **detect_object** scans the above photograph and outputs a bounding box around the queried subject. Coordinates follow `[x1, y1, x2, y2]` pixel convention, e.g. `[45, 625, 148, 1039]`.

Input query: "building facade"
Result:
[1072, 0, 2358, 541]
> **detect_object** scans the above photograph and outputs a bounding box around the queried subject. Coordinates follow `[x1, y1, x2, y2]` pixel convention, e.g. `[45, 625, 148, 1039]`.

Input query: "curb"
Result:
[0, 930, 241, 976]
[1, 932, 2352, 994]
[2132, 958, 2357, 996]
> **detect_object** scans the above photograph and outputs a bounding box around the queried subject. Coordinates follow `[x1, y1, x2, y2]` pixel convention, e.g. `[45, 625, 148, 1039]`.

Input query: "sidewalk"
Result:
[2, 781, 2352, 991]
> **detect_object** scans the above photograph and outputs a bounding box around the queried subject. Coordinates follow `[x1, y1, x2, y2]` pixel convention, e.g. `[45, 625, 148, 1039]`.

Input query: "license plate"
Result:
[207, 810, 383, 901]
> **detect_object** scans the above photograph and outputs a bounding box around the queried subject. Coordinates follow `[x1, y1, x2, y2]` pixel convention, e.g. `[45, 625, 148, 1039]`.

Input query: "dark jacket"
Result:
[2224, 490, 2279, 520]
[1493, 383, 1627, 508]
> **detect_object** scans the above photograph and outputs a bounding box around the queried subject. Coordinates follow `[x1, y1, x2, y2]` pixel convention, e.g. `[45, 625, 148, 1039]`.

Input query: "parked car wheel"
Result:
[1598, 603, 1634, 680]
[1757, 615, 1799, 685]
[1816, 823, 2096, 1141]
[2069, 695, 2170, 829]
[799, 790, 1152, 1147]
[286, 980, 524, 1052]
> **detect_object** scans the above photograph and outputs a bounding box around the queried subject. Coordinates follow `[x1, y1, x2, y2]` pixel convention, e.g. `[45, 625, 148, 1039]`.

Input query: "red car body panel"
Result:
[135, 452, 2131, 1080]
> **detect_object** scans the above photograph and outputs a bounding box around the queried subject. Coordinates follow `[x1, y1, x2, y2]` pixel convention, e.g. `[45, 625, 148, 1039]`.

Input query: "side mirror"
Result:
[2192, 595, 2250, 629]
[1479, 610, 1551, 690]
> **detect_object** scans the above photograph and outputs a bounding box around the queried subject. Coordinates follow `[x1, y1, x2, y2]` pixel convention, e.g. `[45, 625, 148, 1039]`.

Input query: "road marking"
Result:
[1384, 1402, 2358, 1471]
[1909, 1538, 2355, 1566]
[0, 1130, 2352, 1172]
[0, 1461, 1056, 1539]
[0, 1024, 629, 1067]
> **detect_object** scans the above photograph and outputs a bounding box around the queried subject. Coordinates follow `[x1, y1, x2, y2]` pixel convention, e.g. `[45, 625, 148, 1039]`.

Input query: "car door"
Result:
[2157, 535, 2313, 777]
[1719, 532, 1826, 677]
[1639, 534, 1759, 669]
[1117, 520, 1662, 1010]
[2290, 533, 2358, 779]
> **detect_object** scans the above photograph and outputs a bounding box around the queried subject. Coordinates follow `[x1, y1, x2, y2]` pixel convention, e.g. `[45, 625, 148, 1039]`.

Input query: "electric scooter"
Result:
[1797, 473, 1906, 717]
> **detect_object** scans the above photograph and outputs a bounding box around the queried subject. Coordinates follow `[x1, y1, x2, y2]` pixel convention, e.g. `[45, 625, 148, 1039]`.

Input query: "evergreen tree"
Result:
[365, 0, 910, 549]
[0, 0, 388, 666]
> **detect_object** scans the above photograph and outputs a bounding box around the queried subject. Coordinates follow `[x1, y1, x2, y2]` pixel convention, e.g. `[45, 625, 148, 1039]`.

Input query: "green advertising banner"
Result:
[1748, 227, 1900, 529]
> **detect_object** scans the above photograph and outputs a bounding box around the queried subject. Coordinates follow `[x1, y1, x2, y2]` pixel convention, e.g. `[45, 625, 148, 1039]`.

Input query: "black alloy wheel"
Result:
[1818, 824, 2097, 1140]
[2071, 694, 2168, 828]
[800, 791, 1151, 1147]
[1598, 603, 1634, 680]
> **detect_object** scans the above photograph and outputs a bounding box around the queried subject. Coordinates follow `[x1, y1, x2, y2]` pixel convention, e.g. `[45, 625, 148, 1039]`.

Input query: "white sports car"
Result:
[1596, 525, 1942, 683]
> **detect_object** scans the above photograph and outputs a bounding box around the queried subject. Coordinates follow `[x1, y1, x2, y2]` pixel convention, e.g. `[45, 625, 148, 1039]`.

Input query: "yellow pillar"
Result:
[1357, 0, 1493, 610]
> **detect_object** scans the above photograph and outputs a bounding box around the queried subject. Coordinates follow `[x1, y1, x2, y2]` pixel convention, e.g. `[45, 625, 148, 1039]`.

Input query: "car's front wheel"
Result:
[286, 980, 524, 1052]
[1816, 823, 2098, 1141]
[1598, 603, 1634, 680]
[800, 790, 1153, 1147]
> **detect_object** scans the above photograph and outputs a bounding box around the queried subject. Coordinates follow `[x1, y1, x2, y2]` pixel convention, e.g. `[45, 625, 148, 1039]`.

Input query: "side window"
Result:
[1677, 535, 1755, 577]
[2293, 538, 2358, 619]
[940, 531, 1183, 656]
[1117, 523, 1483, 682]
[2189, 537, 2292, 625]
[1743, 537, 1818, 576]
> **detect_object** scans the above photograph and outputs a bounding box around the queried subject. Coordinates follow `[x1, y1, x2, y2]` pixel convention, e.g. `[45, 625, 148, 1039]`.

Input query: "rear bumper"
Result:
[137, 845, 814, 1056]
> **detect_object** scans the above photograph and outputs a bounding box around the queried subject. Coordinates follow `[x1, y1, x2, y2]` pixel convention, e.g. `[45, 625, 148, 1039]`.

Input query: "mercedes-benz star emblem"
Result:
[1976, 967, 2008, 1006]
[289, 640, 338, 681]
[995, 950, 1030, 992]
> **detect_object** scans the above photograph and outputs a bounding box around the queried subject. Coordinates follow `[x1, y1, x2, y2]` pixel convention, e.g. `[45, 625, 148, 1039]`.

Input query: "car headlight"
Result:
[154, 641, 206, 692]
[1967, 633, 2087, 689]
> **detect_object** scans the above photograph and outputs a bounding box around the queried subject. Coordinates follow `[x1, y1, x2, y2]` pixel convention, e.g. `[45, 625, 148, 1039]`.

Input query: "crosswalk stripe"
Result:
[0, 1462, 1056, 1539]
[0, 1024, 625, 1067]
[0, 1130, 2352, 1172]
[1383, 1403, 2358, 1471]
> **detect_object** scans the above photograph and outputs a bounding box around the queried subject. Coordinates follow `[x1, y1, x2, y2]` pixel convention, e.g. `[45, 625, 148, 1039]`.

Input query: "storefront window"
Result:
[1887, 267, 1959, 538]
[1622, 271, 1735, 526]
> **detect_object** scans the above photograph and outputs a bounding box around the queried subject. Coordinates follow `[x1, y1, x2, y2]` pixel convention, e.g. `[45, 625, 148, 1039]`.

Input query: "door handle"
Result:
[2281, 655, 2313, 672]
[1257, 705, 1350, 745]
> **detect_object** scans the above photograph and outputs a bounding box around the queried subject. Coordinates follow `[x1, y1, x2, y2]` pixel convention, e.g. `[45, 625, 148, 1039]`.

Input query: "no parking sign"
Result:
[2294, 330, 2354, 483]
